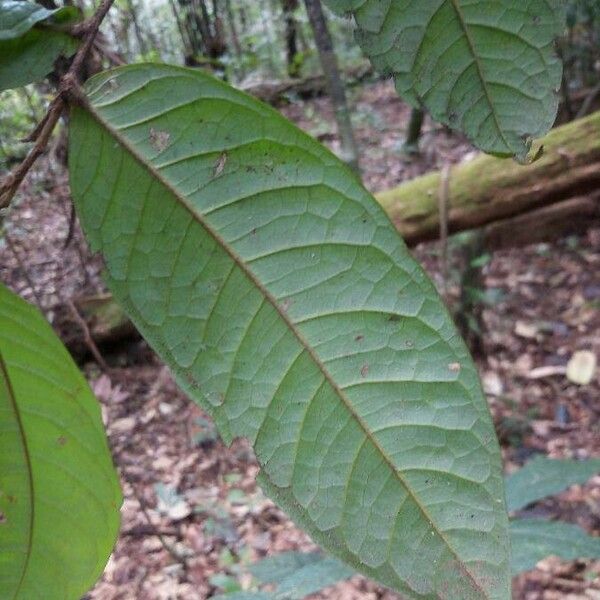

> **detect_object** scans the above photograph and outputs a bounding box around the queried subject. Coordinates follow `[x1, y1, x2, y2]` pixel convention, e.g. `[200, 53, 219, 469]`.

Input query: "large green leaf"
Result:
[323, 0, 564, 160]
[0, 284, 122, 599]
[510, 519, 600, 574]
[69, 64, 510, 599]
[506, 456, 600, 513]
[0, 0, 80, 91]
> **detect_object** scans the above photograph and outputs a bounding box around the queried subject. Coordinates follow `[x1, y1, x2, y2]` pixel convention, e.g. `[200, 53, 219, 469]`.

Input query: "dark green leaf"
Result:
[249, 552, 323, 584]
[323, 0, 565, 160]
[213, 594, 275, 600]
[0, 0, 80, 91]
[69, 64, 510, 599]
[0, 30, 78, 91]
[511, 518, 600, 574]
[275, 556, 354, 599]
[0, 0, 78, 39]
[0, 284, 122, 599]
[506, 456, 600, 512]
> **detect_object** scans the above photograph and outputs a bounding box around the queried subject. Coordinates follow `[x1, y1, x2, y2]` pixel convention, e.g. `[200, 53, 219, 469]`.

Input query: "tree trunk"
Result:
[303, 0, 360, 173]
[241, 63, 372, 104]
[282, 0, 301, 78]
[402, 108, 425, 154]
[60, 113, 600, 356]
[225, 0, 243, 76]
[376, 110, 600, 247]
[169, 0, 193, 58]
[126, 0, 148, 56]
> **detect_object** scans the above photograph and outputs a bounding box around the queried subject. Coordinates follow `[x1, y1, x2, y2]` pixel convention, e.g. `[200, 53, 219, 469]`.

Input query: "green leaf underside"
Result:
[324, 0, 564, 160]
[506, 456, 600, 513]
[214, 594, 274, 600]
[69, 64, 509, 599]
[510, 519, 600, 574]
[0, 30, 78, 91]
[250, 551, 353, 599]
[0, 0, 79, 91]
[250, 551, 324, 583]
[0, 284, 121, 599]
[0, 0, 76, 40]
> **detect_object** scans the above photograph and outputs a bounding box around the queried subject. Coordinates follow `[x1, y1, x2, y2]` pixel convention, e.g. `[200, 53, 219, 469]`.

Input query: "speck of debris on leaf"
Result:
[448, 362, 461, 372]
[360, 364, 369, 378]
[149, 128, 171, 152]
[57, 435, 67, 446]
[213, 152, 228, 177]
[0, 512, 6, 524]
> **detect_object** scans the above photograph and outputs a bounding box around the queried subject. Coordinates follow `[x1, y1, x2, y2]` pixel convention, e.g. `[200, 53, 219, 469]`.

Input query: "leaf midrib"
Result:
[448, 0, 512, 152]
[0, 349, 34, 600]
[79, 93, 486, 596]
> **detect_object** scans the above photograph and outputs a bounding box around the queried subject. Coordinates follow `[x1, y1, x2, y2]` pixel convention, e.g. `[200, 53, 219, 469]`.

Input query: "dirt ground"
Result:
[1, 79, 599, 599]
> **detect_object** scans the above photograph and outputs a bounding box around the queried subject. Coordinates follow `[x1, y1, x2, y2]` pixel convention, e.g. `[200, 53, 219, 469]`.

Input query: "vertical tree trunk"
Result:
[225, 0, 243, 67]
[403, 108, 425, 154]
[169, 0, 193, 59]
[282, 0, 301, 78]
[303, 0, 360, 173]
[126, 0, 148, 55]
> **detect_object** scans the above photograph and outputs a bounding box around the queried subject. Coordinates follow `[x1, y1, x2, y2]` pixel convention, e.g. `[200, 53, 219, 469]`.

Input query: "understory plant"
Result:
[1, 1, 598, 599]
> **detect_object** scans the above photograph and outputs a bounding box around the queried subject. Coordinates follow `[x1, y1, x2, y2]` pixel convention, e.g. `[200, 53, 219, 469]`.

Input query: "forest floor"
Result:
[1, 78, 599, 600]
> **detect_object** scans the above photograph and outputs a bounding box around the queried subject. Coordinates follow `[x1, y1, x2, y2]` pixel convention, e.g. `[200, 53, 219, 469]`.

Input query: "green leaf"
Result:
[0, 0, 80, 91]
[275, 556, 354, 599]
[214, 594, 275, 600]
[0, 284, 122, 599]
[250, 552, 353, 599]
[505, 456, 600, 512]
[0, 0, 78, 40]
[323, 0, 565, 160]
[69, 64, 510, 599]
[249, 552, 323, 583]
[510, 518, 600, 574]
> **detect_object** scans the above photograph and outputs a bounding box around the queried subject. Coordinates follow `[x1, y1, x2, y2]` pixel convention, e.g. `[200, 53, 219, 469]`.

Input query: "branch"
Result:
[0, 0, 117, 210]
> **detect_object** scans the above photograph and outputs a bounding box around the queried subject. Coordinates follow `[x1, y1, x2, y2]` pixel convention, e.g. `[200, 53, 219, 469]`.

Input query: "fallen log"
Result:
[241, 64, 372, 104]
[376, 110, 600, 246]
[60, 112, 600, 358]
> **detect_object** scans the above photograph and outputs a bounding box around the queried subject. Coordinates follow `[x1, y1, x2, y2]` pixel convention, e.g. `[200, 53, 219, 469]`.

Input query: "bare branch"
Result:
[0, 0, 117, 210]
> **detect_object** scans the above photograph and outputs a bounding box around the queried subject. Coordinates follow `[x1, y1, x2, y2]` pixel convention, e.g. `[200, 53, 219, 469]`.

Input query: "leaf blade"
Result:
[69, 64, 510, 599]
[0, 0, 77, 40]
[0, 284, 122, 599]
[0, 0, 80, 91]
[511, 518, 600, 574]
[506, 456, 600, 513]
[323, 0, 564, 159]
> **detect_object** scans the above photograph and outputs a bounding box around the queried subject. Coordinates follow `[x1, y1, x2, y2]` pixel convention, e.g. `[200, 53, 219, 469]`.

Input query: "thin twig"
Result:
[438, 163, 451, 295]
[3, 232, 45, 309]
[67, 298, 110, 371]
[0, 0, 117, 209]
[133, 485, 189, 567]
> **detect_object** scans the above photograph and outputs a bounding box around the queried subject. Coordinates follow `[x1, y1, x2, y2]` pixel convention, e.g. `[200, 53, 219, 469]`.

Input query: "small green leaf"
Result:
[248, 552, 352, 599]
[511, 518, 600, 574]
[213, 594, 275, 600]
[0, 283, 122, 599]
[69, 64, 510, 599]
[505, 456, 600, 512]
[0, 0, 78, 39]
[275, 556, 354, 599]
[0, 0, 80, 91]
[323, 0, 565, 160]
[249, 552, 323, 584]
